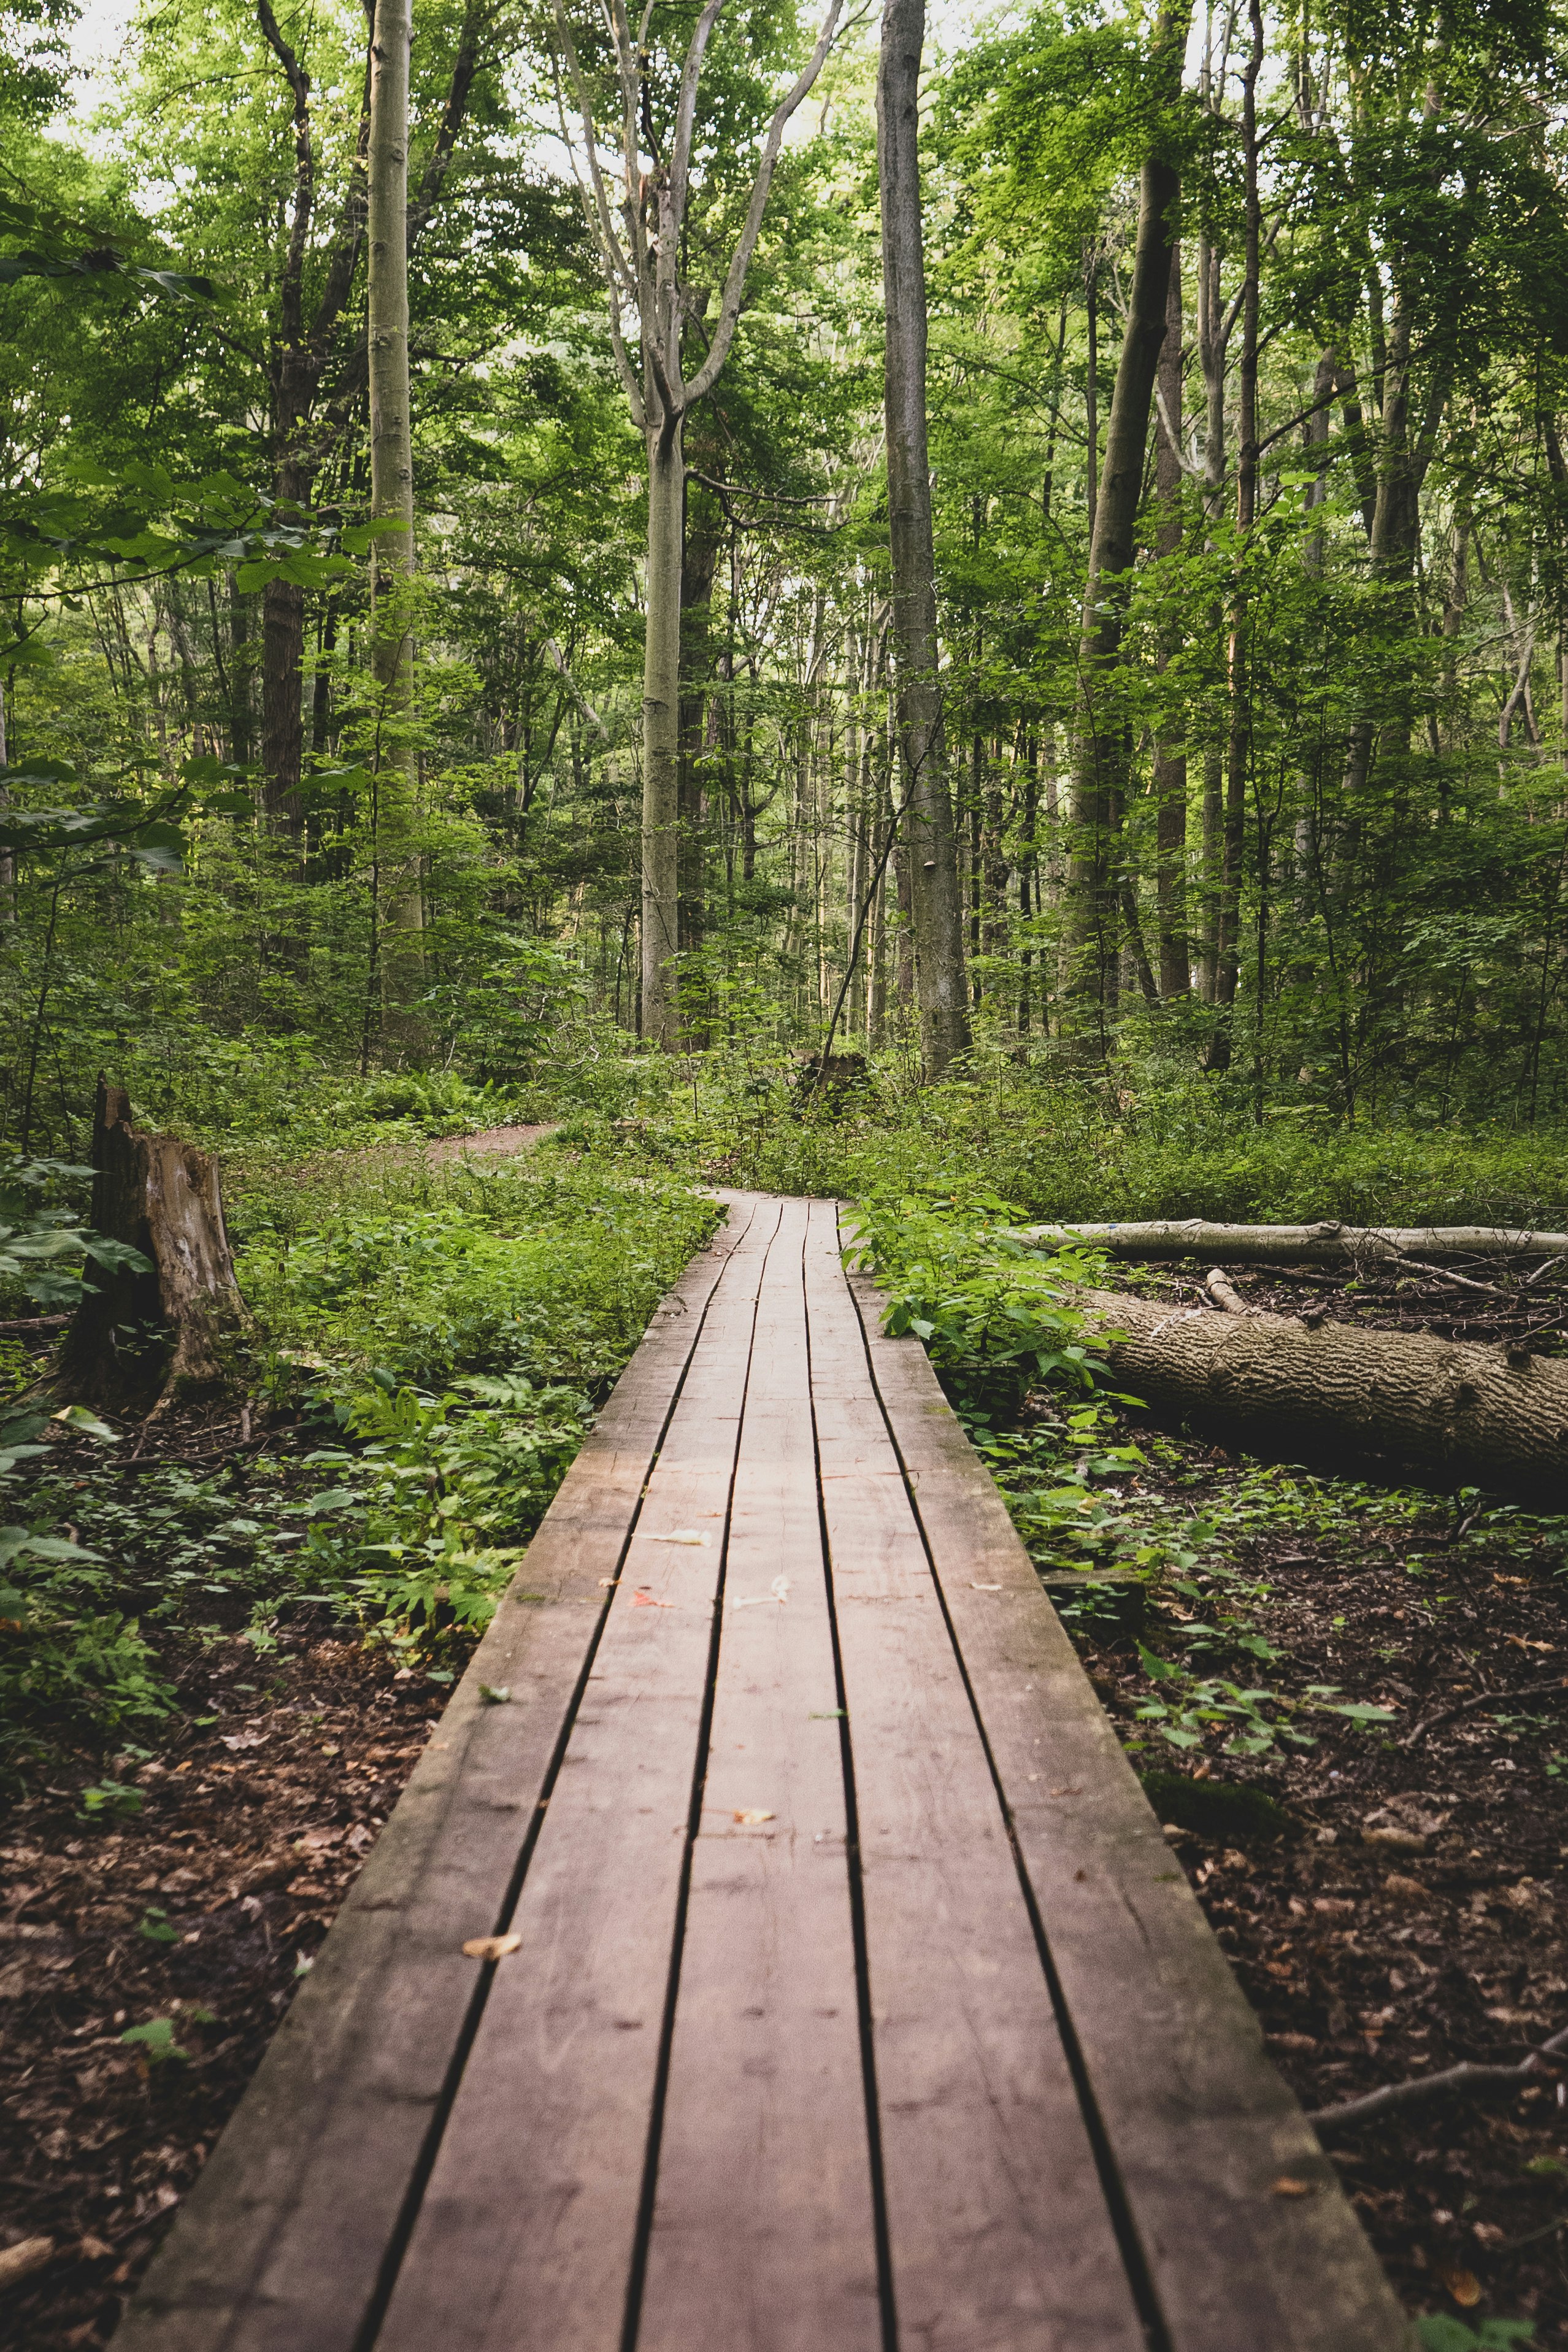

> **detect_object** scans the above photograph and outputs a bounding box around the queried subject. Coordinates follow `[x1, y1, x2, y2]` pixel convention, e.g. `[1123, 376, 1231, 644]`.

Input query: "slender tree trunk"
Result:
[1153, 240, 1188, 998]
[1212, 0, 1262, 1053]
[1085, 245, 1099, 545]
[641, 415, 686, 1048]
[261, 445, 308, 830]
[877, 0, 969, 1073]
[678, 490, 720, 973]
[1067, 0, 1191, 1026]
[367, 0, 422, 1024]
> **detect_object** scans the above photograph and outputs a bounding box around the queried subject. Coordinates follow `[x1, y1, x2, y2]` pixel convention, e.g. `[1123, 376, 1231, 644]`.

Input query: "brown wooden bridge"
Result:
[120, 1194, 1412, 2351]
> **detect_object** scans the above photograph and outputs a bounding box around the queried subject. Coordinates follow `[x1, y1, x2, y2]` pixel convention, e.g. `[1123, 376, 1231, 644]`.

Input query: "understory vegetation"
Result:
[8, 0, 1568, 2332]
[1, 1140, 717, 1775]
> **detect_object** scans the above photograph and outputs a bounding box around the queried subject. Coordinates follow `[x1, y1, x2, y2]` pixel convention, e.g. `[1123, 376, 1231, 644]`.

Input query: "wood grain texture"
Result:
[373, 1202, 780, 2352]
[115, 1205, 753, 2352]
[805, 1204, 1145, 2352]
[637, 1199, 881, 2352]
[845, 1247, 1416, 2352]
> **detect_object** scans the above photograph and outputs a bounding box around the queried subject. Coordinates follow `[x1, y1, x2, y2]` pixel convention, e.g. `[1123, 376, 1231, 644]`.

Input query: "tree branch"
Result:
[683, 0, 851, 406]
[255, 0, 314, 345]
[1310, 2024, 1568, 2137]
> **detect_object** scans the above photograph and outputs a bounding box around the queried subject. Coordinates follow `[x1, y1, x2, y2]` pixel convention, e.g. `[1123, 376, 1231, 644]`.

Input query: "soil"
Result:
[4, 1245, 1568, 2345]
[1062, 1254, 1568, 2343]
[0, 1612, 454, 2350]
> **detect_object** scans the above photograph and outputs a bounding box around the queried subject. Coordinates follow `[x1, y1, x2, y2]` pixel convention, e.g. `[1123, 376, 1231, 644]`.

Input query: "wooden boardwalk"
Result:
[121, 1195, 1412, 2351]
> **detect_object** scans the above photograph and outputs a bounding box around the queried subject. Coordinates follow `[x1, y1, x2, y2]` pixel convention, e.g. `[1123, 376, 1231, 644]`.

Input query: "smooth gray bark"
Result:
[877, 0, 969, 1074]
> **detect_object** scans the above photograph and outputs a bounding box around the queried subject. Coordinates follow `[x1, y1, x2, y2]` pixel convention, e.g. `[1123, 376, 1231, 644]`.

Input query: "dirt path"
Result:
[420, 1121, 558, 1164]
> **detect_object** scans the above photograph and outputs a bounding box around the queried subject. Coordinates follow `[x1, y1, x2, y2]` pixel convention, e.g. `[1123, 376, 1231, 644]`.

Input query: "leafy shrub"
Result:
[840, 1186, 1115, 1415]
[287, 1372, 593, 1647]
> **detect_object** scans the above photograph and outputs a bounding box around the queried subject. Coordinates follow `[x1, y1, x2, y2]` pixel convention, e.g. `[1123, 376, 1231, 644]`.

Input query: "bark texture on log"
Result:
[1024, 1218, 1568, 1266]
[1078, 1286, 1568, 1502]
[60, 1080, 247, 1407]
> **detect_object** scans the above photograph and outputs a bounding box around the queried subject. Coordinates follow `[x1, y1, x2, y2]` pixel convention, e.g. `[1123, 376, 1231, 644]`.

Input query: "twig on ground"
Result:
[0, 1312, 71, 1334]
[1204, 1267, 1252, 1314]
[1399, 1674, 1568, 1748]
[1310, 2024, 1568, 2137]
[1389, 1256, 1510, 1299]
[1521, 1253, 1568, 1290]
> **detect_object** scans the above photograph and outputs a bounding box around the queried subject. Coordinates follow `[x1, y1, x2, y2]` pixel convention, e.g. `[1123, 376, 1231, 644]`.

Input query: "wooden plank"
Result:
[117, 1203, 755, 2352]
[845, 1245, 1415, 2352]
[636, 1199, 881, 2352]
[804, 1204, 1147, 2352]
[373, 1200, 782, 2352]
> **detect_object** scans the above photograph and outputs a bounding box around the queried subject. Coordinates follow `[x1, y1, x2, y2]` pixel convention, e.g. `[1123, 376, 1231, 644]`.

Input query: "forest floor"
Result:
[3, 1218, 1567, 2345]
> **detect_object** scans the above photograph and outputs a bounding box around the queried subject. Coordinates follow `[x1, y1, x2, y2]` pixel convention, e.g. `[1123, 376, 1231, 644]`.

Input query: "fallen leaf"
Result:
[463, 1933, 523, 1961]
[286, 1878, 329, 1899]
[1383, 1872, 1428, 1904]
[220, 1731, 266, 1752]
[478, 1684, 512, 1704]
[970, 1581, 1002, 1591]
[1050, 1784, 1083, 1797]
[296, 1826, 344, 1852]
[732, 1808, 775, 1826]
[631, 1589, 674, 1608]
[1361, 1826, 1426, 1854]
[0, 2237, 53, 2289]
[1269, 2177, 1317, 2197]
[1436, 2264, 1481, 2308]
[1267, 2032, 1319, 2054]
[634, 1530, 709, 1546]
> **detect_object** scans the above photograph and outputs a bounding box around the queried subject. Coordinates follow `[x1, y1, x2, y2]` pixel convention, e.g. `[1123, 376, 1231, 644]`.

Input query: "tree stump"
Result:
[58, 1079, 248, 1411]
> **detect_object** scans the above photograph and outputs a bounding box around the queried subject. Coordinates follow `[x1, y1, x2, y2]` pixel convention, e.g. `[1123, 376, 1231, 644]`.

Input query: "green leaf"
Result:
[119, 2015, 187, 2061]
[52, 1404, 122, 1443]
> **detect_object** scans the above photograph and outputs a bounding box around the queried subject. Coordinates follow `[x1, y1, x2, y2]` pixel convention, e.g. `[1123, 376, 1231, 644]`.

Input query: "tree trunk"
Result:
[367, 0, 423, 1025]
[877, 0, 969, 1075]
[1020, 1218, 1568, 1264]
[1212, 0, 1262, 1049]
[678, 492, 720, 967]
[1067, 0, 1192, 1020]
[59, 1081, 248, 1412]
[1072, 1284, 1568, 1504]
[1153, 241, 1188, 999]
[641, 416, 686, 1048]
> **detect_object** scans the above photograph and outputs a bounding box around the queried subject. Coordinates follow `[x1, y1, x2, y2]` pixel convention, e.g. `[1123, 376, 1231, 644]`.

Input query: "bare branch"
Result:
[1310, 2024, 1568, 2137]
[669, 0, 727, 230]
[685, 0, 850, 406]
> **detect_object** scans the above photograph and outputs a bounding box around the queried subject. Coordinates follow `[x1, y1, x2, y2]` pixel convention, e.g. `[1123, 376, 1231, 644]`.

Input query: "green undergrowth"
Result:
[585, 1047, 1568, 1230]
[840, 1183, 1568, 1769]
[1, 1150, 720, 1777]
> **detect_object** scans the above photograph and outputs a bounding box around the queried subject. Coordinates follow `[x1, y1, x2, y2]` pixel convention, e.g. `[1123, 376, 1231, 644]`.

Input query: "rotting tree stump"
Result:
[58, 1078, 247, 1411]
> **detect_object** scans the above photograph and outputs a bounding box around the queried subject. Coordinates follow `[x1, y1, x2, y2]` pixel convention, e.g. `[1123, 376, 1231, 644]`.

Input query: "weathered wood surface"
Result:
[123, 1191, 1414, 2352]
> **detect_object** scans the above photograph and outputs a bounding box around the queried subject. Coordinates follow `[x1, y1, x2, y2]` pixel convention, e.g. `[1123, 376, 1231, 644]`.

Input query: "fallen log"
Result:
[57, 1078, 248, 1412]
[1020, 1218, 1568, 1266]
[1074, 1286, 1568, 1502]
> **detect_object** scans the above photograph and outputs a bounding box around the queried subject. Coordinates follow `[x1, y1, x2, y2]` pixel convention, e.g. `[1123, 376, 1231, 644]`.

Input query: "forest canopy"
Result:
[4, 0, 1568, 1137]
